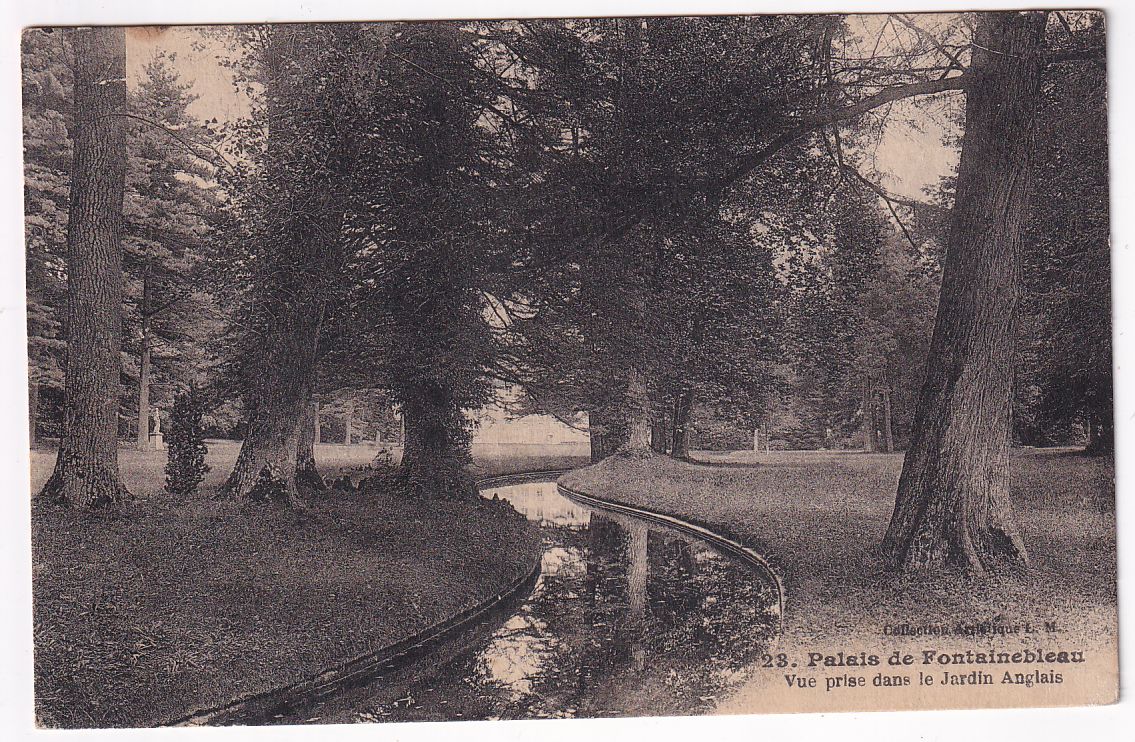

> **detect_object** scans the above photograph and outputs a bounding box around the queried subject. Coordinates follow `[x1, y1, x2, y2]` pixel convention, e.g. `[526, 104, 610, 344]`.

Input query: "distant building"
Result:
[470, 407, 589, 445]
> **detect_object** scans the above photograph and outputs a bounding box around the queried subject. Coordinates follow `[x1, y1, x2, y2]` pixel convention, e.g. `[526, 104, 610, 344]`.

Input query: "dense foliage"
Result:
[165, 385, 210, 496]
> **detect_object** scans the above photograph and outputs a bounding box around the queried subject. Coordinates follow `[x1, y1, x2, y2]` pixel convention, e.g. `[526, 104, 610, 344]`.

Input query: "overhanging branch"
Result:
[707, 74, 969, 201]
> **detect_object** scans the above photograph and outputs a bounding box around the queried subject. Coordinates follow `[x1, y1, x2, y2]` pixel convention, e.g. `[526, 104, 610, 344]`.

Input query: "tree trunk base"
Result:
[220, 453, 300, 506]
[295, 464, 327, 497]
[883, 482, 1029, 575]
[38, 450, 130, 508]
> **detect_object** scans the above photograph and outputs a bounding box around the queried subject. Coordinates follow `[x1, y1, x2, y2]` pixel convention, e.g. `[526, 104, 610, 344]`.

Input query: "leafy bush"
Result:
[165, 385, 210, 496]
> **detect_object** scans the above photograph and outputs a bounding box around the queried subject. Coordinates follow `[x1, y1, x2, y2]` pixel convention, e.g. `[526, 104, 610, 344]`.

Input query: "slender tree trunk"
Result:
[343, 397, 354, 445]
[1085, 409, 1113, 456]
[39, 27, 130, 507]
[295, 397, 325, 492]
[882, 11, 1046, 573]
[862, 373, 877, 452]
[671, 389, 694, 460]
[314, 400, 321, 444]
[137, 312, 151, 450]
[881, 385, 894, 454]
[650, 416, 668, 453]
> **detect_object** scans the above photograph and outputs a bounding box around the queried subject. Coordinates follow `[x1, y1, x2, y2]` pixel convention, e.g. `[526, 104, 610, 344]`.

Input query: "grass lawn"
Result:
[560, 448, 1118, 712]
[30, 441, 589, 728]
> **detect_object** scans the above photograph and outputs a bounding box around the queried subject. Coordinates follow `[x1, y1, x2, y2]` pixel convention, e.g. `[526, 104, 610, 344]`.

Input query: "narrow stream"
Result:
[303, 479, 779, 724]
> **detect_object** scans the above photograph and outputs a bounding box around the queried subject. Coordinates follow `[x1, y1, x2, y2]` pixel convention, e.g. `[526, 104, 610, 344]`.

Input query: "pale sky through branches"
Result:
[124, 17, 960, 202]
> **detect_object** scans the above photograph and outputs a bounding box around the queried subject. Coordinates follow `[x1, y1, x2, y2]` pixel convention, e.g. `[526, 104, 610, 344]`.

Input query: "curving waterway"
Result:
[289, 479, 779, 724]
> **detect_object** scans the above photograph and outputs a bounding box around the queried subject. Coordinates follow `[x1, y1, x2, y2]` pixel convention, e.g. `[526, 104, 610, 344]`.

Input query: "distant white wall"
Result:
[471, 408, 589, 445]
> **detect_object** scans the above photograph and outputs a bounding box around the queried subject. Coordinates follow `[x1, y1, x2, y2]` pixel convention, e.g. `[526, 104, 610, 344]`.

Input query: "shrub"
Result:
[165, 385, 210, 496]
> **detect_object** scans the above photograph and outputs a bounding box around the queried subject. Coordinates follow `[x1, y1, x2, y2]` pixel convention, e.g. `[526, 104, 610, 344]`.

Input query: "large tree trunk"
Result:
[589, 403, 629, 463]
[882, 11, 1046, 573]
[383, 381, 475, 500]
[222, 309, 324, 500]
[220, 26, 352, 501]
[39, 27, 130, 508]
[619, 368, 653, 453]
[670, 389, 694, 460]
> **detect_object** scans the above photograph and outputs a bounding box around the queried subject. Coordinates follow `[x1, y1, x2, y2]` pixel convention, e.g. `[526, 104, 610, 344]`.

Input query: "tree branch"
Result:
[1044, 46, 1105, 65]
[841, 165, 921, 251]
[99, 112, 238, 174]
[707, 74, 969, 200]
[893, 14, 967, 77]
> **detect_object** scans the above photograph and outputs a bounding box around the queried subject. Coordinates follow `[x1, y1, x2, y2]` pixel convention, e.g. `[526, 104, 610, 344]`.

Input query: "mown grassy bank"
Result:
[30, 442, 588, 728]
[559, 449, 1118, 711]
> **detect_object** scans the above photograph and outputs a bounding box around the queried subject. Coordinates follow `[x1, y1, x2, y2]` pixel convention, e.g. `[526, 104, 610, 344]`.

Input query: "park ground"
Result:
[30, 443, 1119, 724]
[29, 440, 590, 728]
[561, 448, 1119, 712]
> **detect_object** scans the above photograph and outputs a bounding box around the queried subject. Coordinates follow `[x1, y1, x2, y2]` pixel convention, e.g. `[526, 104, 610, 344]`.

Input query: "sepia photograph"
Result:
[8, 1, 1124, 732]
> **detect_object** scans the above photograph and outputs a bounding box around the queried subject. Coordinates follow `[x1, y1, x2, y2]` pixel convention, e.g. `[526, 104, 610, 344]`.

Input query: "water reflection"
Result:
[350, 481, 777, 722]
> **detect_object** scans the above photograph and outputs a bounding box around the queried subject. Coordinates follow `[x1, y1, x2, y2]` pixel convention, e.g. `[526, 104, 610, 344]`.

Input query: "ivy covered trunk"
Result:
[394, 381, 476, 500]
[222, 310, 324, 500]
[589, 403, 629, 463]
[882, 11, 1046, 574]
[39, 27, 130, 508]
[220, 26, 352, 502]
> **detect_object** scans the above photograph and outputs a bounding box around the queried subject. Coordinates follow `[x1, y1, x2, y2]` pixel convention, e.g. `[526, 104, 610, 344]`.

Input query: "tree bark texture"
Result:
[29, 381, 39, 449]
[391, 381, 476, 499]
[882, 11, 1046, 573]
[619, 368, 653, 453]
[39, 27, 130, 508]
[670, 389, 694, 460]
